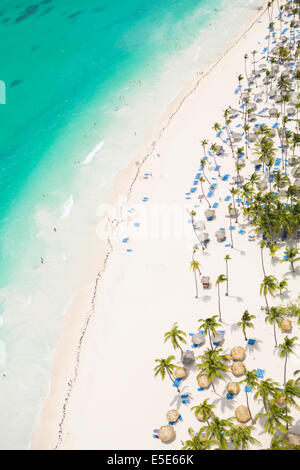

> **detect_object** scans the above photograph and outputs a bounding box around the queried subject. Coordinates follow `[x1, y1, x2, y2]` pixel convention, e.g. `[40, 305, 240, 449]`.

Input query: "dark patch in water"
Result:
[67, 10, 85, 21]
[15, 5, 39, 23]
[2, 18, 10, 23]
[93, 7, 104, 13]
[39, 7, 52, 16]
[41, 0, 52, 4]
[31, 45, 40, 51]
[10, 80, 22, 88]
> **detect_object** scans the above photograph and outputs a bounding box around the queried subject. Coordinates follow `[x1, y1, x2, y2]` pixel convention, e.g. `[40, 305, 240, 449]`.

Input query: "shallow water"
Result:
[0, 0, 262, 449]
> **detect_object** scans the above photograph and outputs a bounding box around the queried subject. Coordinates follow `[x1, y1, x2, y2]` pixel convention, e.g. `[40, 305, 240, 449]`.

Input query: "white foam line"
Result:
[81, 141, 104, 165]
[60, 196, 74, 220]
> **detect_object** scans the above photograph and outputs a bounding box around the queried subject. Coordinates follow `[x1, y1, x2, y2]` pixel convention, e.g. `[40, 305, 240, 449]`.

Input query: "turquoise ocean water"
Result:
[0, 0, 262, 449]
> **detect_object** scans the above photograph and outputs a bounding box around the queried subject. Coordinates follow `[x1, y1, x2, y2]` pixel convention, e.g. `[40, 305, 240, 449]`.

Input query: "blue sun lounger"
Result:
[226, 393, 234, 400]
[214, 165, 221, 171]
[173, 378, 182, 388]
[244, 386, 252, 392]
[207, 191, 214, 198]
[248, 339, 256, 345]
[238, 229, 246, 234]
[212, 202, 219, 209]
[197, 387, 205, 391]
[229, 226, 235, 230]
[224, 195, 231, 201]
[153, 429, 159, 439]
[257, 369, 265, 379]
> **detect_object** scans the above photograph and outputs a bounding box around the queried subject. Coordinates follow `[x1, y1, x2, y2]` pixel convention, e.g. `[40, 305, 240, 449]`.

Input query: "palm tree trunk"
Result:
[166, 368, 180, 393]
[194, 271, 199, 298]
[246, 390, 254, 424]
[243, 326, 247, 341]
[218, 285, 222, 322]
[261, 248, 266, 277]
[208, 329, 213, 350]
[273, 321, 278, 348]
[225, 262, 229, 296]
[284, 353, 287, 385]
[265, 294, 269, 313]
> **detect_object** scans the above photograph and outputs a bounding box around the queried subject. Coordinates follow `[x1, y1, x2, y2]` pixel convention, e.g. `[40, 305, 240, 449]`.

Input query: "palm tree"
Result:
[230, 188, 239, 222]
[260, 240, 267, 277]
[191, 399, 216, 425]
[239, 369, 259, 424]
[154, 355, 180, 392]
[254, 402, 293, 434]
[181, 427, 217, 450]
[244, 54, 249, 82]
[201, 139, 208, 160]
[228, 204, 234, 248]
[237, 310, 256, 341]
[197, 348, 230, 394]
[216, 274, 227, 322]
[200, 158, 211, 186]
[278, 336, 298, 385]
[254, 378, 280, 412]
[279, 379, 300, 431]
[278, 278, 288, 295]
[260, 275, 278, 313]
[190, 259, 201, 298]
[164, 323, 187, 354]
[198, 176, 211, 208]
[200, 415, 233, 450]
[281, 247, 300, 273]
[265, 306, 283, 348]
[229, 424, 260, 450]
[198, 315, 221, 350]
[224, 255, 231, 296]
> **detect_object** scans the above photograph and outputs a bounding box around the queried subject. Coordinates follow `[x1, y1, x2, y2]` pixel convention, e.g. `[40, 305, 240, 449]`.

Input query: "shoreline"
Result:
[32, 0, 271, 450]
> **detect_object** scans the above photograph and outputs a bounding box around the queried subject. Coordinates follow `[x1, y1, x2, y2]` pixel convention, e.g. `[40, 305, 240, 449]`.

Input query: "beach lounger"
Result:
[244, 386, 252, 392]
[256, 369, 265, 379]
[238, 229, 246, 234]
[190, 188, 196, 193]
[214, 165, 221, 171]
[182, 399, 190, 404]
[226, 393, 234, 400]
[122, 238, 129, 243]
[133, 222, 140, 227]
[197, 387, 204, 392]
[224, 196, 231, 201]
[126, 249, 133, 252]
[225, 243, 231, 247]
[173, 378, 182, 388]
[142, 197, 148, 202]
[229, 226, 235, 230]
[212, 203, 219, 209]
[207, 191, 214, 198]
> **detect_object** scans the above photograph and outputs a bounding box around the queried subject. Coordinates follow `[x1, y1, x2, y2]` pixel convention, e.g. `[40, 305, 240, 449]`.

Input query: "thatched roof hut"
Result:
[285, 433, 300, 447]
[235, 405, 251, 423]
[191, 333, 205, 346]
[182, 350, 195, 365]
[166, 409, 179, 423]
[174, 366, 187, 379]
[231, 361, 246, 377]
[280, 318, 292, 333]
[197, 374, 211, 389]
[227, 382, 240, 395]
[158, 425, 175, 442]
[230, 346, 246, 361]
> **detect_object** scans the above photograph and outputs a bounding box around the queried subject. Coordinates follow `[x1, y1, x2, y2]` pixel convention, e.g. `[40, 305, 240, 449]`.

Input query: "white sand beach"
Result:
[33, 0, 300, 450]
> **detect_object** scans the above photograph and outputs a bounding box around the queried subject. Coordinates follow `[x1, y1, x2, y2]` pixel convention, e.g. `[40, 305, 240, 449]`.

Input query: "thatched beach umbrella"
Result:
[285, 433, 300, 447]
[227, 382, 240, 395]
[174, 366, 187, 379]
[287, 107, 296, 117]
[231, 361, 246, 377]
[166, 409, 179, 423]
[230, 346, 246, 361]
[235, 406, 251, 423]
[158, 425, 175, 442]
[197, 231, 209, 243]
[256, 180, 268, 191]
[192, 333, 205, 347]
[197, 374, 211, 389]
[229, 207, 239, 219]
[254, 93, 263, 102]
[280, 318, 292, 333]
[201, 276, 210, 288]
[211, 332, 224, 345]
[232, 133, 243, 142]
[182, 350, 195, 365]
[215, 230, 226, 242]
[269, 107, 278, 117]
[194, 220, 206, 231]
[233, 175, 244, 185]
[204, 209, 216, 221]
[248, 133, 257, 143]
